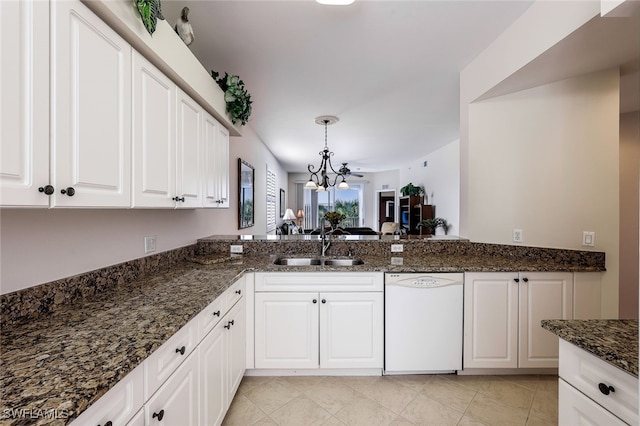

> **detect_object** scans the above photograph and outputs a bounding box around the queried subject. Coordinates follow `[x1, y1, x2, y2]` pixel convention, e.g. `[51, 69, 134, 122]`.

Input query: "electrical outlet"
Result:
[391, 244, 404, 253]
[390, 257, 404, 265]
[582, 231, 595, 247]
[230, 245, 243, 254]
[512, 229, 523, 243]
[144, 236, 156, 254]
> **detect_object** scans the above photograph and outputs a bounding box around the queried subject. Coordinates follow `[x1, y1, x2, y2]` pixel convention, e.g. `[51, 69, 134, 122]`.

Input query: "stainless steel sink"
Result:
[273, 257, 322, 266]
[273, 257, 364, 266]
[323, 258, 364, 266]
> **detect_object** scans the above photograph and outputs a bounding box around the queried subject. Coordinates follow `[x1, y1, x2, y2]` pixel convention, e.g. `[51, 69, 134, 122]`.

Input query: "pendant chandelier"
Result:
[305, 116, 349, 192]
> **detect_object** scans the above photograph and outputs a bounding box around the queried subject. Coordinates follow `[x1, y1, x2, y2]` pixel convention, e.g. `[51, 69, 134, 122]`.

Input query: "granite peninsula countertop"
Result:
[541, 319, 639, 378]
[0, 243, 606, 425]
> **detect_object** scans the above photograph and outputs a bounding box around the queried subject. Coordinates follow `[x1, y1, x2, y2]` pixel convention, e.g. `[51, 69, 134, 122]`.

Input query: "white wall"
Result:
[466, 69, 620, 317]
[0, 125, 287, 294]
[398, 141, 460, 235]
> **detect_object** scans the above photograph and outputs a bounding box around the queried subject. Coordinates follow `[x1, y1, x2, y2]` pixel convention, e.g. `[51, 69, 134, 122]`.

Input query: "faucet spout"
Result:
[320, 215, 331, 257]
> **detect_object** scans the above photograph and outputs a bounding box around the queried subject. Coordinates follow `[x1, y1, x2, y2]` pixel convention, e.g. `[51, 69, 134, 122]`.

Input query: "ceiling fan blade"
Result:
[339, 162, 364, 178]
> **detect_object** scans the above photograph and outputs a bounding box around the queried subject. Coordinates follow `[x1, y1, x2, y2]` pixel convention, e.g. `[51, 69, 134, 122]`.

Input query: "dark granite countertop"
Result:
[0, 261, 247, 425]
[541, 319, 639, 378]
[0, 242, 606, 425]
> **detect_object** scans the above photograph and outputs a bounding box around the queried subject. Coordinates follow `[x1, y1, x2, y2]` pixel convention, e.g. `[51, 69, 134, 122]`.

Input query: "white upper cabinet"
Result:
[132, 51, 176, 208]
[51, 0, 132, 207]
[176, 88, 203, 208]
[1, 0, 231, 209]
[0, 0, 50, 207]
[203, 113, 230, 208]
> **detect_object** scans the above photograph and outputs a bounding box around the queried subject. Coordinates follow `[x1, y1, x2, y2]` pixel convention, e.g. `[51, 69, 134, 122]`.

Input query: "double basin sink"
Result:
[274, 257, 364, 267]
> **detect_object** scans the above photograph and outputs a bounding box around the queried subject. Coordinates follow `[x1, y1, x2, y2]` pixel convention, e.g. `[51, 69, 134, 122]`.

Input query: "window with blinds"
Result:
[266, 167, 277, 232]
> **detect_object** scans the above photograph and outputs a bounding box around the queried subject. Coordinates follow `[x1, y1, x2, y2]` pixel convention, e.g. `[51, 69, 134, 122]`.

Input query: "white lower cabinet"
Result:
[200, 298, 246, 425]
[320, 292, 384, 369]
[559, 339, 638, 425]
[464, 272, 573, 369]
[145, 350, 199, 425]
[255, 292, 319, 369]
[254, 272, 384, 370]
[559, 379, 627, 425]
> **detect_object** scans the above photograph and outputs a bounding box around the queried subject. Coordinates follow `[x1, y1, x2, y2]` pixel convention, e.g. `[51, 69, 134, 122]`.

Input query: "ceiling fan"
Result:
[339, 163, 364, 178]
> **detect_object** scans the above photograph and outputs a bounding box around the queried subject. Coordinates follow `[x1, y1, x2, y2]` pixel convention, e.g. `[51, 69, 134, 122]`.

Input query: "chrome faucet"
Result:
[320, 215, 331, 257]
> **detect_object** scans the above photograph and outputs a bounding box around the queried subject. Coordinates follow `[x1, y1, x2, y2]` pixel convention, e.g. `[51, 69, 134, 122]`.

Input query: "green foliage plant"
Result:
[135, 0, 164, 36]
[211, 71, 253, 125]
[417, 217, 449, 235]
[323, 211, 346, 227]
[400, 182, 423, 197]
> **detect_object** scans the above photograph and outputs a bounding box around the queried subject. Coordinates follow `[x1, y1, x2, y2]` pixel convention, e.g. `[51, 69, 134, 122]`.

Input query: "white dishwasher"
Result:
[384, 273, 463, 374]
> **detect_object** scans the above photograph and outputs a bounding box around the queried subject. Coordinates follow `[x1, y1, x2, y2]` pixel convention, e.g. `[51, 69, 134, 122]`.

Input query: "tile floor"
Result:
[222, 374, 558, 426]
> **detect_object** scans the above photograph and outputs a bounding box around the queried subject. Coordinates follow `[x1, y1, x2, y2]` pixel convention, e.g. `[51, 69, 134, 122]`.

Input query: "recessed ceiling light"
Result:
[316, 0, 355, 5]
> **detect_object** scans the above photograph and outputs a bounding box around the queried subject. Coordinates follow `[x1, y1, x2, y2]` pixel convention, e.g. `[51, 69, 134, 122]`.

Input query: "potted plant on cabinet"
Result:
[417, 217, 449, 235]
[400, 182, 423, 197]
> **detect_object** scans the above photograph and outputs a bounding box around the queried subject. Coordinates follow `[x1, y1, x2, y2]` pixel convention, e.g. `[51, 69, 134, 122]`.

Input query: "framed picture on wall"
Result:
[280, 188, 285, 217]
[238, 159, 254, 229]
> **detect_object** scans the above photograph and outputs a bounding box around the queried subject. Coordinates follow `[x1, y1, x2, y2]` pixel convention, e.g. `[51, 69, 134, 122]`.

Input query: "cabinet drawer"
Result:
[70, 364, 143, 426]
[144, 319, 198, 399]
[226, 276, 245, 308]
[255, 272, 383, 292]
[196, 295, 225, 340]
[559, 379, 627, 425]
[559, 339, 638, 425]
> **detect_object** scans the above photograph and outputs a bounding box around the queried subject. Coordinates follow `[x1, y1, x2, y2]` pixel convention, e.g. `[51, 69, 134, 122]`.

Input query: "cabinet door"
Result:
[0, 0, 50, 207]
[51, 0, 131, 207]
[145, 351, 199, 426]
[319, 292, 383, 369]
[518, 272, 573, 368]
[254, 292, 319, 369]
[175, 89, 202, 208]
[203, 114, 230, 208]
[199, 319, 227, 426]
[132, 51, 176, 208]
[226, 298, 246, 397]
[464, 272, 518, 369]
[559, 379, 627, 426]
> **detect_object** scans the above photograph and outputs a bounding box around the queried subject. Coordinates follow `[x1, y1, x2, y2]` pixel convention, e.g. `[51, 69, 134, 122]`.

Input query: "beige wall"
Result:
[460, 0, 601, 237]
[0, 125, 287, 295]
[466, 69, 620, 318]
[619, 111, 640, 319]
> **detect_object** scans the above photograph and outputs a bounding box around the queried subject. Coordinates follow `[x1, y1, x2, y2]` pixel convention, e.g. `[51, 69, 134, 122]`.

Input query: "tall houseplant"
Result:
[211, 71, 253, 125]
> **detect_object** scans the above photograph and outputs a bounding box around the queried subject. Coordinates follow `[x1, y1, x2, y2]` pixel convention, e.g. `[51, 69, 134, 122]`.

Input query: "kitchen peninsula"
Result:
[0, 237, 605, 425]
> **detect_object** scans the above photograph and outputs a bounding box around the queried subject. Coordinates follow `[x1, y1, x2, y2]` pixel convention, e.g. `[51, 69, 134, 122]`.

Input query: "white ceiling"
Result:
[162, 0, 638, 174]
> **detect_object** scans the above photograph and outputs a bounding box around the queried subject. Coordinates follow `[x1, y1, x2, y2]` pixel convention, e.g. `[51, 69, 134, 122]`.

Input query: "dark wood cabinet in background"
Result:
[399, 196, 434, 235]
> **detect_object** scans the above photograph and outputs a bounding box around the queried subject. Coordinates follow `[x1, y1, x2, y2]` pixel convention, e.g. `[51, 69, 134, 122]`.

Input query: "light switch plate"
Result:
[144, 236, 156, 254]
[230, 245, 243, 254]
[391, 244, 404, 253]
[582, 231, 595, 247]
